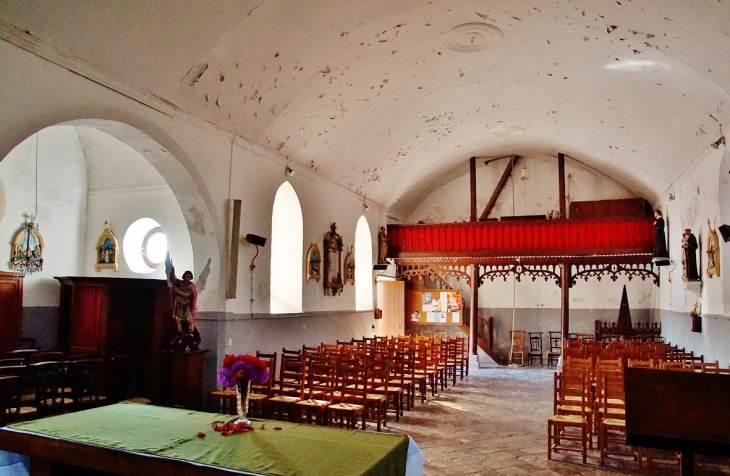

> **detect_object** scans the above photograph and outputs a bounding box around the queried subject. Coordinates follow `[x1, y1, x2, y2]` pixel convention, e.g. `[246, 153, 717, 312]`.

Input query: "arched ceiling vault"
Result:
[2, 0, 730, 218]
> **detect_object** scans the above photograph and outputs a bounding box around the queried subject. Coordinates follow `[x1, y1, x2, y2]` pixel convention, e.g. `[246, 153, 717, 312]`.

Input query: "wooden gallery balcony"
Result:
[387, 216, 655, 265]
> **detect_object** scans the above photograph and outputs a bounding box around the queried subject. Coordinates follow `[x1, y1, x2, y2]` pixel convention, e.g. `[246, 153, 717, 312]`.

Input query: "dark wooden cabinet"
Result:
[55, 277, 176, 403]
[0, 271, 24, 354]
[164, 349, 208, 410]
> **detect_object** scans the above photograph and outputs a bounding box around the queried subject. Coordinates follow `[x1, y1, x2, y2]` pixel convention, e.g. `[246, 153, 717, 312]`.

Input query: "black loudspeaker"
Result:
[373, 264, 389, 271]
[244, 234, 267, 247]
[719, 224, 730, 243]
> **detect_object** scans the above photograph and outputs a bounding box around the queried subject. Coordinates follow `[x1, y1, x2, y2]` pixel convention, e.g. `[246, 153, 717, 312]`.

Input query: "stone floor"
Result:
[382, 365, 730, 475]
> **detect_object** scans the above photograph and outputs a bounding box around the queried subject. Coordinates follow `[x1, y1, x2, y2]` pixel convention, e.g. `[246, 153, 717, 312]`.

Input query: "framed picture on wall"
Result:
[306, 243, 321, 282]
[95, 221, 119, 272]
[707, 220, 720, 278]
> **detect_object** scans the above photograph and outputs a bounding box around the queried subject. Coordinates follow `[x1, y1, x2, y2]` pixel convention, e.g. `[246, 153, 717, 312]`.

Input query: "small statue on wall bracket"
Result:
[323, 223, 344, 296]
[378, 226, 389, 264]
[652, 210, 668, 259]
[681, 228, 700, 281]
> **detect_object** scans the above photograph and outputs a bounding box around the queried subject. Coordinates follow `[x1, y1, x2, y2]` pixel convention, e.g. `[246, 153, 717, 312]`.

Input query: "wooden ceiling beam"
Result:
[479, 155, 519, 221]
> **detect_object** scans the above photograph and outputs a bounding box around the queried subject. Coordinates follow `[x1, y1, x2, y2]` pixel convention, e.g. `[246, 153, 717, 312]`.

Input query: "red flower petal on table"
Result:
[260, 424, 265, 430]
[197, 432, 205, 437]
[273, 427, 282, 430]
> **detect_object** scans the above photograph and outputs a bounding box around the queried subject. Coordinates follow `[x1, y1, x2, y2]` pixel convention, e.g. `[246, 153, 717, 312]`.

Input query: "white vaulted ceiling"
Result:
[2, 0, 730, 217]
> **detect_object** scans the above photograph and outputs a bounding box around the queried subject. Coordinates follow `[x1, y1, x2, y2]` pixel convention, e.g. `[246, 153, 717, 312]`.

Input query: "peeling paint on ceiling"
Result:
[3, 0, 730, 217]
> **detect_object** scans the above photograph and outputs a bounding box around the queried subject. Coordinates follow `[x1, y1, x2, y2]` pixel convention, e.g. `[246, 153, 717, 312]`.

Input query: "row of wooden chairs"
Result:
[210, 335, 469, 431]
[551, 343, 723, 466]
[0, 352, 147, 424]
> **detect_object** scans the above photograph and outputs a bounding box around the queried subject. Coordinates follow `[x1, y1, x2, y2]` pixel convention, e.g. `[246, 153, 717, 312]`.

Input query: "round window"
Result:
[123, 218, 167, 274]
[142, 227, 167, 268]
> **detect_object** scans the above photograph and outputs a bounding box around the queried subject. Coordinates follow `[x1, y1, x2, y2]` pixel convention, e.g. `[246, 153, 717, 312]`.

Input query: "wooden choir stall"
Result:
[55, 276, 205, 408]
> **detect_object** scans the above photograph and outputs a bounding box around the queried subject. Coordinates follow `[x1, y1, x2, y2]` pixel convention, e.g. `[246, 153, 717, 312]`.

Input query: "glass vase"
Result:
[235, 379, 251, 424]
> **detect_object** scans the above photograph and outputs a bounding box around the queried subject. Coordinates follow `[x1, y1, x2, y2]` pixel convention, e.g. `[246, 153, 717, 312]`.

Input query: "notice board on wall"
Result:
[405, 289, 462, 325]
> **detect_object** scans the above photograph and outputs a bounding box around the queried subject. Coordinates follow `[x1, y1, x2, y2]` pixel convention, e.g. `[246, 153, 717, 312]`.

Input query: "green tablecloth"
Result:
[8, 403, 409, 476]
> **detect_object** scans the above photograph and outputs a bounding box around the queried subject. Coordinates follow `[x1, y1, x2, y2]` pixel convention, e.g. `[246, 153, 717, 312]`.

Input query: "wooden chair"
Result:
[627, 359, 654, 369]
[27, 351, 65, 364]
[67, 358, 105, 411]
[0, 358, 28, 367]
[547, 332, 562, 367]
[548, 372, 589, 464]
[296, 362, 335, 425]
[4, 349, 38, 360]
[659, 360, 691, 371]
[527, 332, 544, 367]
[692, 360, 720, 373]
[254, 351, 278, 395]
[249, 356, 276, 418]
[509, 330, 526, 366]
[453, 336, 468, 379]
[328, 364, 366, 430]
[109, 355, 151, 405]
[0, 366, 36, 422]
[29, 361, 73, 417]
[269, 359, 305, 421]
[281, 347, 302, 362]
[597, 373, 628, 464]
[365, 360, 389, 431]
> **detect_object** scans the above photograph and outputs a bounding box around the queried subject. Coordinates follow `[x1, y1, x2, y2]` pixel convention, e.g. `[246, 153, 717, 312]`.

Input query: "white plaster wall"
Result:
[0, 126, 87, 306]
[654, 145, 730, 364]
[84, 186, 194, 279]
[410, 154, 636, 224]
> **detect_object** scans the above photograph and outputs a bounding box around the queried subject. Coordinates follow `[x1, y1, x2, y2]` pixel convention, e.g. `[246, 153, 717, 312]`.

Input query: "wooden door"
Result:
[376, 281, 405, 337]
[0, 272, 23, 353]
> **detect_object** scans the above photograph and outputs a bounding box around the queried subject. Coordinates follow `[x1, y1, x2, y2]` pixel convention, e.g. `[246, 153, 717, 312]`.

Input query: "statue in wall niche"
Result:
[682, 229, 700, 281]
[653, 210, 668, 259]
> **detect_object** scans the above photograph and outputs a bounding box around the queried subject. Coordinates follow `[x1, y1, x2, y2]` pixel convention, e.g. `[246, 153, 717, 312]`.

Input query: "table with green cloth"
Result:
[0, 402, 419, 476]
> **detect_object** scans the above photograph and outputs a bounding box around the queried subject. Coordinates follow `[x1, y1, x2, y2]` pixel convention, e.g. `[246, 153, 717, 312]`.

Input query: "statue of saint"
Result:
[653, 210, 668, 258]
[682, 229, 699, 281]
[378, 226, 389, 264]
[169, 267, 197, 333]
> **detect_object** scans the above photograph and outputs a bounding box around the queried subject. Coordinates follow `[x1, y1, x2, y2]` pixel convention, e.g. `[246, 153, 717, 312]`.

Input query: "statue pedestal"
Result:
[164, 349, 209, 410]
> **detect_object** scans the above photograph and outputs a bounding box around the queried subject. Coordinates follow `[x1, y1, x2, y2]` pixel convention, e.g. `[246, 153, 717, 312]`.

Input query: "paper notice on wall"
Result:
[451, 312, 461, 324]
[410, 311, 421, 322]
[440, 292, 449, 312]
[426, 312, 447, 323]
[447, 292, 460, 312]
[422, 292, 434, 312]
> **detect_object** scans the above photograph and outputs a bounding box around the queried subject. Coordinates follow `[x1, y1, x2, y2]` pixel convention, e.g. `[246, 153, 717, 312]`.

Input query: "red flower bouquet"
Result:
[218, 354, 269, 387]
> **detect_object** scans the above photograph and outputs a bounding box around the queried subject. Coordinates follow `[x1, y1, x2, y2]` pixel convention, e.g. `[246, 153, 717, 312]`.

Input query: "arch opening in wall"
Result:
[355, 216, 373, 311]
[0, 122, 208, 297]
[270, 181, 303, 313]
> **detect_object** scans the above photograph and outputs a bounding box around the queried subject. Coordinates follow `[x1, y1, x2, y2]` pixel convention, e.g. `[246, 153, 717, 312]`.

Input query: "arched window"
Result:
[270, 181, 303, 313]
[355, 216, 373, 310]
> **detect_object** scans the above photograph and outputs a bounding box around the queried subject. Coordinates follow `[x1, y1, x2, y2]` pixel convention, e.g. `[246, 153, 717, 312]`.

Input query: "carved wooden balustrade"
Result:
[594, 320, 662, 342]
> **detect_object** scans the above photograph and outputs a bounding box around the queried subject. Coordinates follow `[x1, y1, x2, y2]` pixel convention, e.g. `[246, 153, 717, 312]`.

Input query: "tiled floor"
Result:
[383, 365, 730, 475]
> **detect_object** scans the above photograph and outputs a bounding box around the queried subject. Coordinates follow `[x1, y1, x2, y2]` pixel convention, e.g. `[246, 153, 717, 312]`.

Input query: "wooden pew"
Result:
[625, 367, 730, 475]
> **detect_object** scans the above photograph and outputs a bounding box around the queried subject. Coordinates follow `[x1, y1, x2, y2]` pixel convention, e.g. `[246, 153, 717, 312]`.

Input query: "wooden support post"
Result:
[479, 155, 519, 221]
[470, 264, 479, 355]
[560, 263, 570, 342]
[470, 157, 477, 222]
[558, 153, 566, 219]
